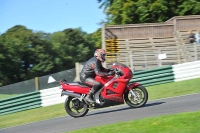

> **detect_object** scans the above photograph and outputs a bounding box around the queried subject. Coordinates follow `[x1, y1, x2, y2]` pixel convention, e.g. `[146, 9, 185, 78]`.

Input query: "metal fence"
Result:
[0, 68, 76, 100]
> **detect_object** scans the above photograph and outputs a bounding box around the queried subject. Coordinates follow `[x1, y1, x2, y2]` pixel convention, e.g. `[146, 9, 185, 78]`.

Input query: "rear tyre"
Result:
[124, 85, 148, 108]
[64, 96, 89, 118]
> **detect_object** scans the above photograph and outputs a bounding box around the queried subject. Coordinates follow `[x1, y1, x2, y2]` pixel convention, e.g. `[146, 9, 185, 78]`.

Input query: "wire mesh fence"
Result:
[38, 68, 76, 90]
[0, 68, 76, 100]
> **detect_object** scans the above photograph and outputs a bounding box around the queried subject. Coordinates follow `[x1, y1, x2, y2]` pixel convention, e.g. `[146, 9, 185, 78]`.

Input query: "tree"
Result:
[0, 41, 6, 86]
[91, 28, 102, 48]
[0, 26, 98, 86]
[27, 31, 58, 77]
[51, 28, 96, 70]
[0, 26, 56, 85]
[0, 25, 35, 84]
[98, 0, 200, 24]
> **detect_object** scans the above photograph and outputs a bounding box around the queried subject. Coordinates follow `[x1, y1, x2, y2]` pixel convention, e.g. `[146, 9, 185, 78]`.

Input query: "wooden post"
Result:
[177, 45, 181, 64]
[144, 51, 147, 69]
[129, 51, 134, 72]
[74, 62, 81, 82]
[116, 53, 119, 62]
[194, 43, 198, 61]
[102, 23, 106, 50]
[173, 18, 177, 33]
[182, 44, 187, 62]
[102, 23, 106, 67]
[35, 77, 39, 91]
[157, 48, 162, 67]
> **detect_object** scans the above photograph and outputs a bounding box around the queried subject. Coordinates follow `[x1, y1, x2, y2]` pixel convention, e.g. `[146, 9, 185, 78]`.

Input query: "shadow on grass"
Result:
[86, 101, 165, 116]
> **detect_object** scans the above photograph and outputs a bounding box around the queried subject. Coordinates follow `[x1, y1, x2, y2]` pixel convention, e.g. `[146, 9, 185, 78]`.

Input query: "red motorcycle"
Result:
[60, 62, 148, 118]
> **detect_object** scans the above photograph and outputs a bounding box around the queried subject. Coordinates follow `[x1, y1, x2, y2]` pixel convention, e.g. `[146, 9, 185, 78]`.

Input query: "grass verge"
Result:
[0, 103, 66, 129]
[147, 78, 200, 100]
[67, 110, 200, 133]
[0, 78, 200, 129]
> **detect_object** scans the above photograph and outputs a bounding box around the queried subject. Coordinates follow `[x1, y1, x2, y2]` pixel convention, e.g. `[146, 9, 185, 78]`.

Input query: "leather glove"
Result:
[108, 68, 114, 72]
[107, 70, 115, 76]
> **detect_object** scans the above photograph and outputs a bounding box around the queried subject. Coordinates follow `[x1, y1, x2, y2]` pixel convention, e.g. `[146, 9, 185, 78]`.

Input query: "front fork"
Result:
[127, 82, 140, 97]
[130, 90, 137, 97]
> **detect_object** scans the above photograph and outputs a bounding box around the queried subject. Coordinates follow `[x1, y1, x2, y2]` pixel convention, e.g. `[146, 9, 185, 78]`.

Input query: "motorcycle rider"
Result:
[80, 49, 114, 103]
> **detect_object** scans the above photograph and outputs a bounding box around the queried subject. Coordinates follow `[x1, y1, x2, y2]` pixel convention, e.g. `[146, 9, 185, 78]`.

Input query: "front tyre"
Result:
[64, 96, 89, 118]
[124, 85, 148, 108]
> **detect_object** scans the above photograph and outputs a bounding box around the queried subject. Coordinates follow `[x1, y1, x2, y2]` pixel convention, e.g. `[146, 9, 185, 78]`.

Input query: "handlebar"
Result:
[114, 68, 124, 76]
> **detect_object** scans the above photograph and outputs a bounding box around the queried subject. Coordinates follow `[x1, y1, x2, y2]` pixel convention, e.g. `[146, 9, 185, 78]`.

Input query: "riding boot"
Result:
[85, 89, 95, 103]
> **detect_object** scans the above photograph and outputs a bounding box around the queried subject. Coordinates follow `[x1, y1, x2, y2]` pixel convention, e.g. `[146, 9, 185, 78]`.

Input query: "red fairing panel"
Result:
[61, 83, 91, 94]
[128, 82, 140, 90]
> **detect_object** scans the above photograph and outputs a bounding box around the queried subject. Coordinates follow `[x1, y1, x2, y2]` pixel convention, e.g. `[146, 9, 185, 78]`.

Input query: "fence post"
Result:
[157, 48, 162, 67]
[177, 45, 181, 64]
[116, 53, 118, 62]
[194, 43, 198, 61]
[129, 51, 134, 72]
[183, 44, 188, 62]
[74, 62, 81, 82]
[35, 77, 39, 91]
[102, 23, 106, 67]
[144, 51, 147, 69]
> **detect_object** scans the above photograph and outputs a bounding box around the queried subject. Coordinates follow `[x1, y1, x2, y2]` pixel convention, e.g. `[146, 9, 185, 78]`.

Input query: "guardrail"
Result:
[0, 87, 66, 116]
[0, 60, 200, 116]
[130, 66, 174, 86]
[173, 60, 200, 82]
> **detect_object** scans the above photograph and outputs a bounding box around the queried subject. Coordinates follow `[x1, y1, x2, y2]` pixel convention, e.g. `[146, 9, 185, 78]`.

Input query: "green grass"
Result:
[0, 78, 200, 129]
[0, 103, 66, 129]
[67, 111, 200, 133]
[147, 78, 200, 100]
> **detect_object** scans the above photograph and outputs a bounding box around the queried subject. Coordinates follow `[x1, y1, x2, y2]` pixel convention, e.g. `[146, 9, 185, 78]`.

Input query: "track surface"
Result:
[1, 93, 200, 133]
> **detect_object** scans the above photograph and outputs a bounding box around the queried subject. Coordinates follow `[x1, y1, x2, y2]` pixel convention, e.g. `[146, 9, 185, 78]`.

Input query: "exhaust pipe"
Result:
[61, 90, 81, 98]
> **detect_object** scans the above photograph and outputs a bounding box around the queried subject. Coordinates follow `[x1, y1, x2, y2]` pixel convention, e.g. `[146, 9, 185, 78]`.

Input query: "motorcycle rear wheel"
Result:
[124, 85, 148, 108]
[64, 96, 89, 118]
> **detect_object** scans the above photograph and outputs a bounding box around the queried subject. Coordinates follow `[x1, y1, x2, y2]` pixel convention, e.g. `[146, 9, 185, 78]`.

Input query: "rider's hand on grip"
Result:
[108, 68, 114, 72]
[108, 70, 115, 76]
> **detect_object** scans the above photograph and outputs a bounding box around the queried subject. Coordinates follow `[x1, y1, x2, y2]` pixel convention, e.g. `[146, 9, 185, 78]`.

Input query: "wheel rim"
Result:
[68, 98, 87, 115]
[128, 88, 145, 104]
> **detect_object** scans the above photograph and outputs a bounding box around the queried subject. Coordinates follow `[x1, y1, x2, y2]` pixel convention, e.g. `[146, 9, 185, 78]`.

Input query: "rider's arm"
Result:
[94, 61, 109, 76]
[99, 64, 110, 72]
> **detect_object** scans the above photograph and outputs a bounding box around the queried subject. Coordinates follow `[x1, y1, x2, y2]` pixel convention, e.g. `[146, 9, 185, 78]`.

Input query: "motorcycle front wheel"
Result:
[64, 96, 89, 118]
[124, 85, 148, 108]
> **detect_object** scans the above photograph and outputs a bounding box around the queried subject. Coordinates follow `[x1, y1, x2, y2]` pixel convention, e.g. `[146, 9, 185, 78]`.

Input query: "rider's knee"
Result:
[95, 82, 102, 87]
[93, 82, 102, 91]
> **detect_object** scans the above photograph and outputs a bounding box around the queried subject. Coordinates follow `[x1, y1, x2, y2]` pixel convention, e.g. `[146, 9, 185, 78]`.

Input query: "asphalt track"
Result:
[1, 93, 200, 133]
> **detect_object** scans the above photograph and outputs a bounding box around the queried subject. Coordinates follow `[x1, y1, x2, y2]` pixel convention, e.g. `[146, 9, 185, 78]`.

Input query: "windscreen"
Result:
[112, 62, 128, 68]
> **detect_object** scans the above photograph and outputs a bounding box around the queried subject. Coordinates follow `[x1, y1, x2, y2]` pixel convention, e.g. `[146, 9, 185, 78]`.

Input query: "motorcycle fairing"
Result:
[94, 75, 128, 106]
[61, 81, 91, 94]
[127, 82, 140, 90]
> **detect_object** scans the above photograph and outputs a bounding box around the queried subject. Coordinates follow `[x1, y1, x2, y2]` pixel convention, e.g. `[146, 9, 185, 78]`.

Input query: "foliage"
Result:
[0, 26, 97, 86]
[98, 0, 200, 24]
[91, 28, 102, 48]
[0, 25, 36, 84]
[51, 28, 96, 69]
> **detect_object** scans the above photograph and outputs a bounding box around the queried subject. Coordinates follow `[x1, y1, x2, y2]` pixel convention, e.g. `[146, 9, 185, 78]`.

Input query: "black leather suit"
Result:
[80, 57, 110, 92]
